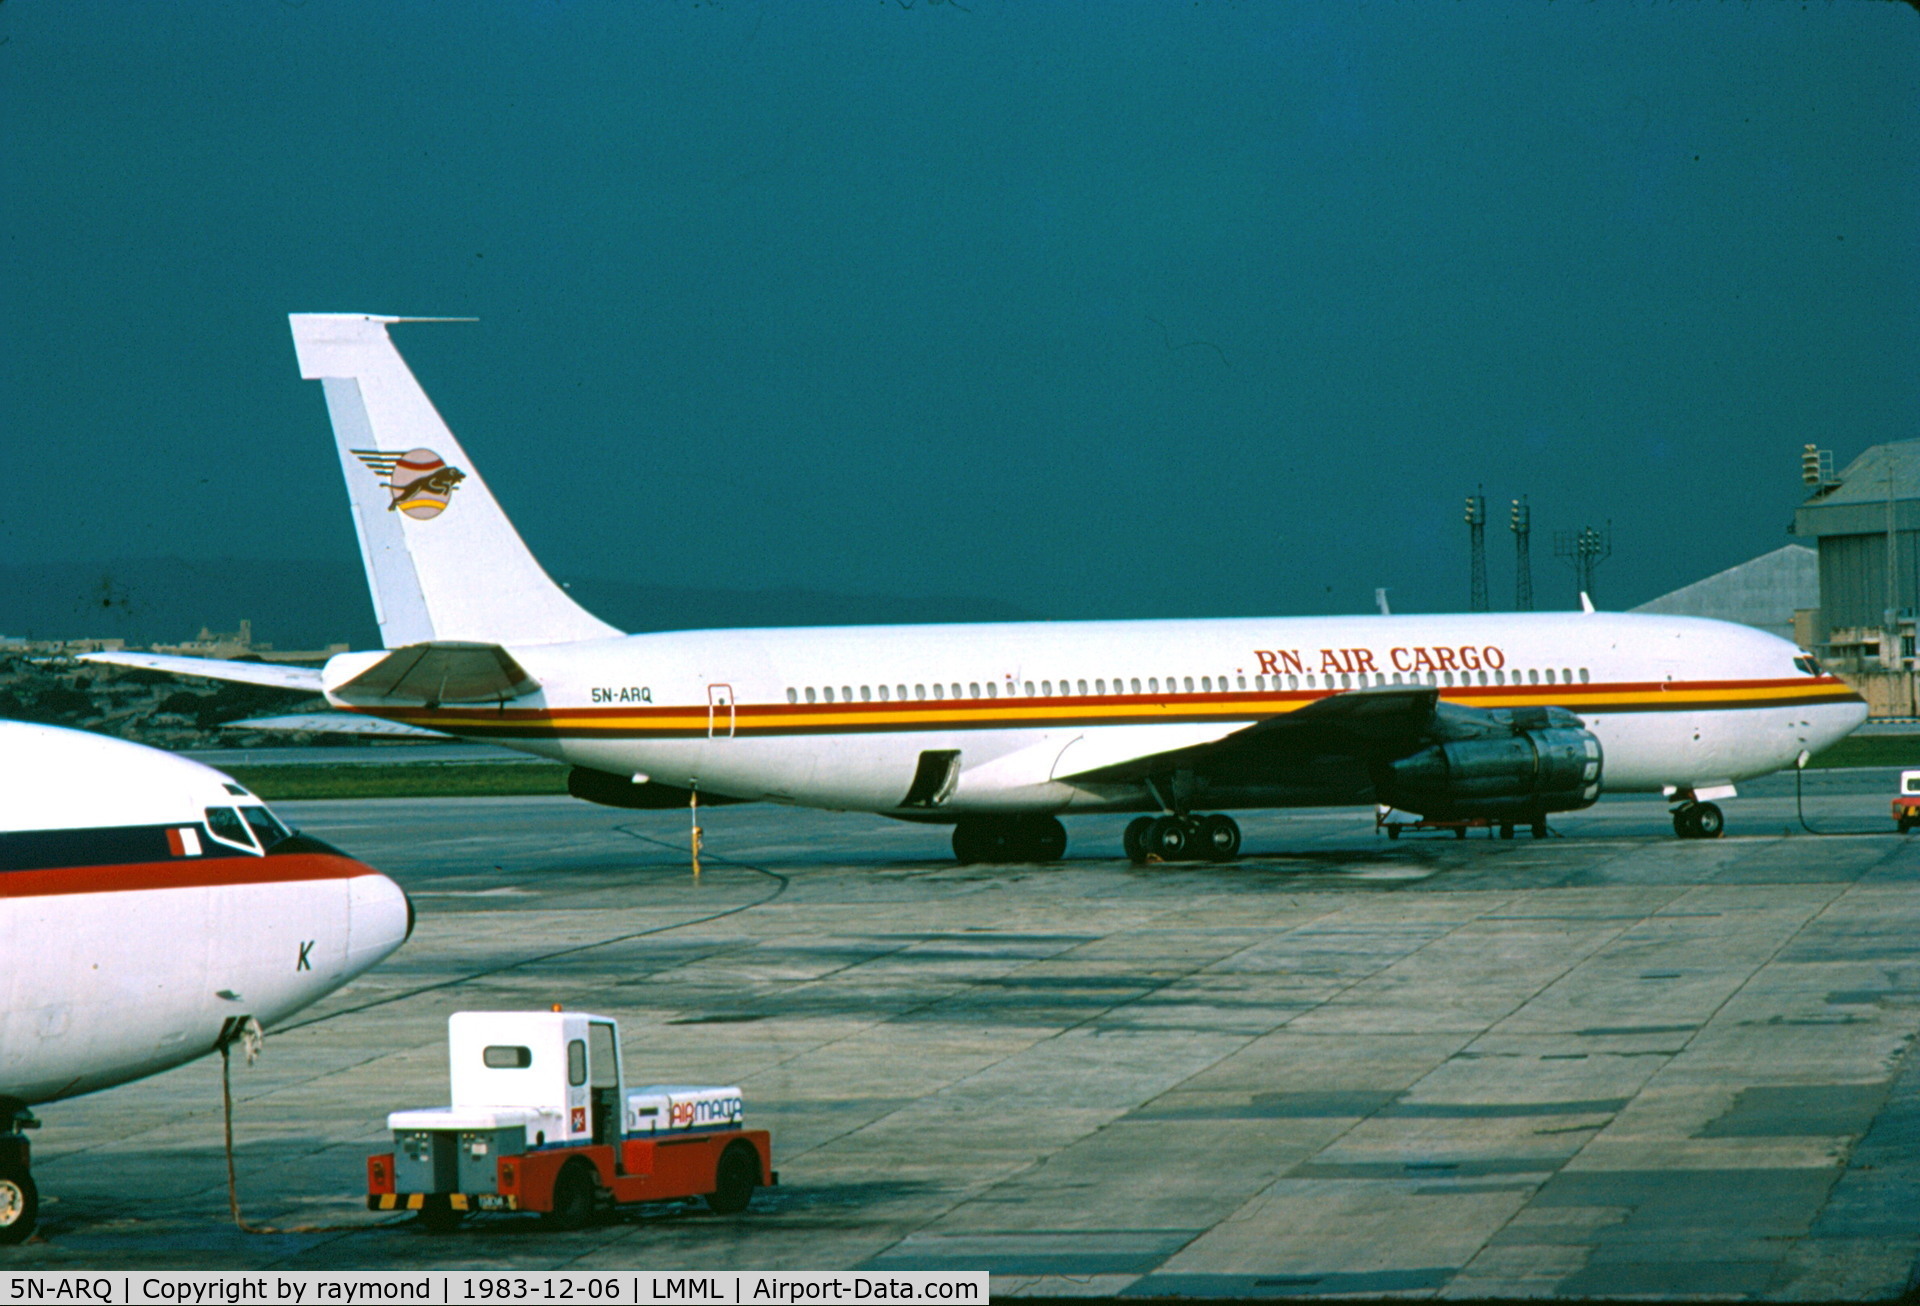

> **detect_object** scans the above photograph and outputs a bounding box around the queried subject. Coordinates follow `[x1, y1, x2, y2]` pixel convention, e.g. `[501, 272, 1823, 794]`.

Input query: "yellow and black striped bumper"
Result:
[369, 1192, 519, 1212]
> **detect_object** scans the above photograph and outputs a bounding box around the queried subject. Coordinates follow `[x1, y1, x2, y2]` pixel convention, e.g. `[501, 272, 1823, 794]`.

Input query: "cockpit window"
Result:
[1793, 654, 1823, 677]
[203, 806, 261, 854]
[239, 806, 291, 851]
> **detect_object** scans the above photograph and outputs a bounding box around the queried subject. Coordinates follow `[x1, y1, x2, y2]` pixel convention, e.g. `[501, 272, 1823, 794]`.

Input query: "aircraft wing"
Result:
[223, 712, 454, 739]
[79, 651, 324, 692]
[1056, 686, 1441, 784]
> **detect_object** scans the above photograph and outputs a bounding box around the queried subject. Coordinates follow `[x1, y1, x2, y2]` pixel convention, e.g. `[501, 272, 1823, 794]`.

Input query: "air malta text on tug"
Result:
[89, 315, 1867, 861]
[0, 722, 413, 1244]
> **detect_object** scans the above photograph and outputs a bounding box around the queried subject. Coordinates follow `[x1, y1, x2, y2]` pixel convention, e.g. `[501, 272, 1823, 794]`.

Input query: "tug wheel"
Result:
[705, 1141, 760, 1215]
[0, 1163, 36, 1245]
[544, 1160, 599, 1230]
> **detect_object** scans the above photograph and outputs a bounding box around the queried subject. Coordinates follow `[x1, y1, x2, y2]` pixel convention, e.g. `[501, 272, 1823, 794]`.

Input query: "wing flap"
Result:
[78, 651, 324, 692]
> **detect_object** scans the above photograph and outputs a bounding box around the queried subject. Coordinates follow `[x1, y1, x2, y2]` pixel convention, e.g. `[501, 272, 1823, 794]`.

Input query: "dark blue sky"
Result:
[4, 2, 1917, 624]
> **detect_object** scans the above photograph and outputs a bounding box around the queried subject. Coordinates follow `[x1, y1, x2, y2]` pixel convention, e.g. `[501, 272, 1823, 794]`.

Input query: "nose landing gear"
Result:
[0, 1112, 38, 1246]
[1672, 801, 1724, 839]
[1124, 813, 1242, 864]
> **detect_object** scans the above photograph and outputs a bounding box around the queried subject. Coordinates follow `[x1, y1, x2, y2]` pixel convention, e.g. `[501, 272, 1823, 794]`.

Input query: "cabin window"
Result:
[861, 686, 872, 702]
[1180, 676, 1191, 692]
[1306, 674, 1316, 688]
[484, 1045, 532, 1069]
[1095, 679, 1106, 695]
[951, 683, 962, 699]
[932, 684, 945, 700]
[914, 684, 926, 700]
[822, 686, 835, 703]
[878, 685, 890, 701]
[1562, 668, 1573, 683]
[897, 685, 908, 700]
[1131, 678, 1141, 693]
[1071, 679, 1083, 695]
[1041, 680, 1052, 696]
[842, 686, 853, 701]
[1579, 668, 1590, 683]
[1148, 678, 1159, 693]
[1238, 675, 1247, 689]
[969, 683, 980, 698]
[1543, 668, 1556, 684]
[786, 688, 797, 704]
[1201, 676, 1212, 692]
[1528, 669, 1539, 684]
[1024, 681, 1035, 696]
[986, 683, 997, 699]
[805, 687, 817, 703]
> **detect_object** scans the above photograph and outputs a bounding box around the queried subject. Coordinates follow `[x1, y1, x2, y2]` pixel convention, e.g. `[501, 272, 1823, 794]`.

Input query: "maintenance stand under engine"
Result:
[368, 1010, 774, 1231]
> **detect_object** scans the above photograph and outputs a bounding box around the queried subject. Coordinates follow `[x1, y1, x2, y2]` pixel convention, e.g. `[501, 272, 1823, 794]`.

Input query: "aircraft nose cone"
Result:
[347, 871, 413, 974]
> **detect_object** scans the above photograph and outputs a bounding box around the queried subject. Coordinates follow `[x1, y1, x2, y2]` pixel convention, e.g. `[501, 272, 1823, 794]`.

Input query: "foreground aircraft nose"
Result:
[347, 871, 413, 975]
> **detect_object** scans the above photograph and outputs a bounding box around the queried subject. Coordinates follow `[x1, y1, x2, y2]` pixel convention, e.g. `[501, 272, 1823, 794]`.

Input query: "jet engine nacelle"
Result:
[1376, 707, 1603, 820]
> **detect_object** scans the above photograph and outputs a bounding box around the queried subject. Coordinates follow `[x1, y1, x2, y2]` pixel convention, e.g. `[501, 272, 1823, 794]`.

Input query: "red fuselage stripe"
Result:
[0, 853, 377, 899]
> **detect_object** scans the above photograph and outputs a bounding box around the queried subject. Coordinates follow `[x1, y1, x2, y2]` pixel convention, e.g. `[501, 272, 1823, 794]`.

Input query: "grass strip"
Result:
[223, 762, 570, 800]
[1804, 735, 1920, 771]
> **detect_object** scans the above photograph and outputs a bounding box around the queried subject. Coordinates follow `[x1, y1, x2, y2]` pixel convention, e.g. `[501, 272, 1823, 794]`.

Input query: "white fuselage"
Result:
[0, 724, 412, 1107]
[325, 610, 1865, 816]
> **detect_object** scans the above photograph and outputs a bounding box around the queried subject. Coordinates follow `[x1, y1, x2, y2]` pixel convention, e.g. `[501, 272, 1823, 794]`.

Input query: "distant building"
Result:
[147, 619, 348, 664]
[1630, 545, 1817, 645]
[1792, 438, 1920, 669]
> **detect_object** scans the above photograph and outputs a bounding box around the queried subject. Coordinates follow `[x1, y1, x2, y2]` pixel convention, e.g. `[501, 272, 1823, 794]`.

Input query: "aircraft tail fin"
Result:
[288, 314, 622, 647]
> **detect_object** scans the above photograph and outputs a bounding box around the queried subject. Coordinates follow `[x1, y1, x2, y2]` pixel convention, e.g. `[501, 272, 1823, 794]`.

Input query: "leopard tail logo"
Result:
[350, 448, 467, 519]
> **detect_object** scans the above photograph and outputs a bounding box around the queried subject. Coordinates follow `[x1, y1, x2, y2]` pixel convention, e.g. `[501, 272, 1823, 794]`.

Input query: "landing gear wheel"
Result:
[1027, 816, 1068, 862]
[1673, 805, 1701, 839]
[1124, 817, 1154, 864]
[1691, 802, 1723, 839]
[0, 1164, 36, 1246]
[1197, 814, 1241, 862]
[1501, 824, 1515, 840]
[543, 1160, 599, 1231]
[705, 1142, 760, 1215]
[1531, 816, 1549, 839]
[1148, 816, 1190, 861]
[416, 1195, 465, 1234]
[952, 819, 994, 864]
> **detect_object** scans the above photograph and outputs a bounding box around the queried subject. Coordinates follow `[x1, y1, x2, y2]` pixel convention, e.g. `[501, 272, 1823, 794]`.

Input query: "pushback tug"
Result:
[368, 1011, 773, 1231]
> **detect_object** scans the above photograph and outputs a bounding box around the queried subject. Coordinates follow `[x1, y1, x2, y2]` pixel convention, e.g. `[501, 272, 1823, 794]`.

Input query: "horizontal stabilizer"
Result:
[223, 712, 454, 739]
[330, 641, 538, 706]
[79, 651, 324, 693]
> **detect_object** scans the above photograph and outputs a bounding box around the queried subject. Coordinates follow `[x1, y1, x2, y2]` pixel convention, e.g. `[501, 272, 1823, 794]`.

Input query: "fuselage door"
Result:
[708, 683, 735, 738]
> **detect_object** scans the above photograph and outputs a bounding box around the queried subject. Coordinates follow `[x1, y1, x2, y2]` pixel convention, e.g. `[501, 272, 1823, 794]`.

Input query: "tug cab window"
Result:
[483, 1045, 533, 1069]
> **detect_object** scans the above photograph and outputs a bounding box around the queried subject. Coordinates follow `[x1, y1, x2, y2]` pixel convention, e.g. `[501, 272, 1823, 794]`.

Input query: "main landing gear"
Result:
[1672, 801, 1724, 840]
[1124, 813, 1241, 864]
[951, 814, 1068, 864]
[0, 1111, 38, 1246]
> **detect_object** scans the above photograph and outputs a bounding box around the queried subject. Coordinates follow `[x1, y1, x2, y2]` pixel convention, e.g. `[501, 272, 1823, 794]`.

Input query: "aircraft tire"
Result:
[1028, 816, 1068, 862]
[952, 820, 989, 864]
[1198, 814, 1241, 861]
[1673, 805, 1701, 839]
[1123, 817, 1154, 864]
[1148, 816, 1190, 861]
[1692, 802, 1724, 839]
[0, 1163, 35, 1245]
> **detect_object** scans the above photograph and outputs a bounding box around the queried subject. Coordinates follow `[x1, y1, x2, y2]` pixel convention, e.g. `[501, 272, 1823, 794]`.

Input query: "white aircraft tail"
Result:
[289, 314, 622, 647]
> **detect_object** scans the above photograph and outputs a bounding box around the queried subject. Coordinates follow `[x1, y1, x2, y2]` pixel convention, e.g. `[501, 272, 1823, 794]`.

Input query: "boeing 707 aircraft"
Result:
[90, 315, 1867, 861]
